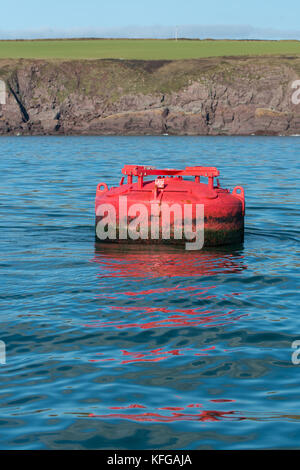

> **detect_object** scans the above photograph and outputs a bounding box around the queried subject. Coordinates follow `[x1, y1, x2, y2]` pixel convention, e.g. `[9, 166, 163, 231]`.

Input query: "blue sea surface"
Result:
[0, 135, 299, 449]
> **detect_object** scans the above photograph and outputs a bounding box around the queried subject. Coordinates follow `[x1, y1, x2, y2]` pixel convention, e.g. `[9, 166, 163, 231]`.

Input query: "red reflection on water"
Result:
[90, 346, 217, 365]
[88, 246, 247, 332]
[85, 305, 245, 330]
[109, 404, 147, 410]
[92, 244, 246, 279]
[88, 400, 243, 422]
[122, 356, 168, 363]
[122, 285, 215, 297]
[158, 407, 186, 411]
[89, 408, 238, 422]
[210, 399, 236, 403]
[98, 284, 218, 302]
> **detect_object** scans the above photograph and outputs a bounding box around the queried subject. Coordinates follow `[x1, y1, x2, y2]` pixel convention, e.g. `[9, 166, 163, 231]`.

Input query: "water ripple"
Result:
[0, 136, 299, 449]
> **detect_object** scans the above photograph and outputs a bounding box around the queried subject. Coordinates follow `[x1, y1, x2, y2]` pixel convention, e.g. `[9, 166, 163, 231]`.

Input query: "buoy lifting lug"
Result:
[232, 186, 245, 215]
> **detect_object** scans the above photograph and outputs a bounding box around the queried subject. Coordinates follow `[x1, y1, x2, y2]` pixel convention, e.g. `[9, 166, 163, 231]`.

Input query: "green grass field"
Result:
[0, 39, 299, 60]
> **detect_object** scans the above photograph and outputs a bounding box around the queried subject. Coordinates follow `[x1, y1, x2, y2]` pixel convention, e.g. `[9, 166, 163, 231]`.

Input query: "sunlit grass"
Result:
[0, 39, 299, 60]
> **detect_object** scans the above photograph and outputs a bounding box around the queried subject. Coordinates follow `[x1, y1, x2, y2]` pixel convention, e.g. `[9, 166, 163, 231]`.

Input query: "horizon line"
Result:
[0, 37, 300, 42]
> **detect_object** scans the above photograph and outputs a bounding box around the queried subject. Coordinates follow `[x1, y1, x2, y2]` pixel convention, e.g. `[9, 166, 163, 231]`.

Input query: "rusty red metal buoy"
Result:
[95, 165, 245, 248]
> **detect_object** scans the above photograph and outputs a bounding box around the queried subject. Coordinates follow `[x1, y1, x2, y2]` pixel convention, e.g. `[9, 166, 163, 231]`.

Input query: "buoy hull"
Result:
[95, 175, 244, 247]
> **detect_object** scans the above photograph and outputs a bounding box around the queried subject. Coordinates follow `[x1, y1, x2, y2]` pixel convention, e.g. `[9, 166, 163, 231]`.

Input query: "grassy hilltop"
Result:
[0, 39, 299, 60]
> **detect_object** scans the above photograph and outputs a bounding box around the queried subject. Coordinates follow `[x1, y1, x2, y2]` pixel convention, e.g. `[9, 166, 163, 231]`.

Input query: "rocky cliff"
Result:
[0, 56, 300, 135]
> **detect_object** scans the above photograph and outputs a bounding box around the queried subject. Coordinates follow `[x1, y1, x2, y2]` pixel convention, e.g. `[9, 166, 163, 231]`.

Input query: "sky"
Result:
[1, 0, 300, 39]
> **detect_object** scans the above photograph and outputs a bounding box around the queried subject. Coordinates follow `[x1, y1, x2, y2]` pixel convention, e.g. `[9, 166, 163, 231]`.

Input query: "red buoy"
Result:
[95, 165, 245, 248]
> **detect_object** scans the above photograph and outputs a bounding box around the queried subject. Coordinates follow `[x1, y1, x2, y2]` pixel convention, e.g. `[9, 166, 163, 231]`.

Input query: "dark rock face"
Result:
[0, 56, 300, 135]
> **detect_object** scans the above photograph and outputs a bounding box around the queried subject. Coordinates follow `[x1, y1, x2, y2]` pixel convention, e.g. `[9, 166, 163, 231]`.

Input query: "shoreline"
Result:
[0, 56, 300, 136]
